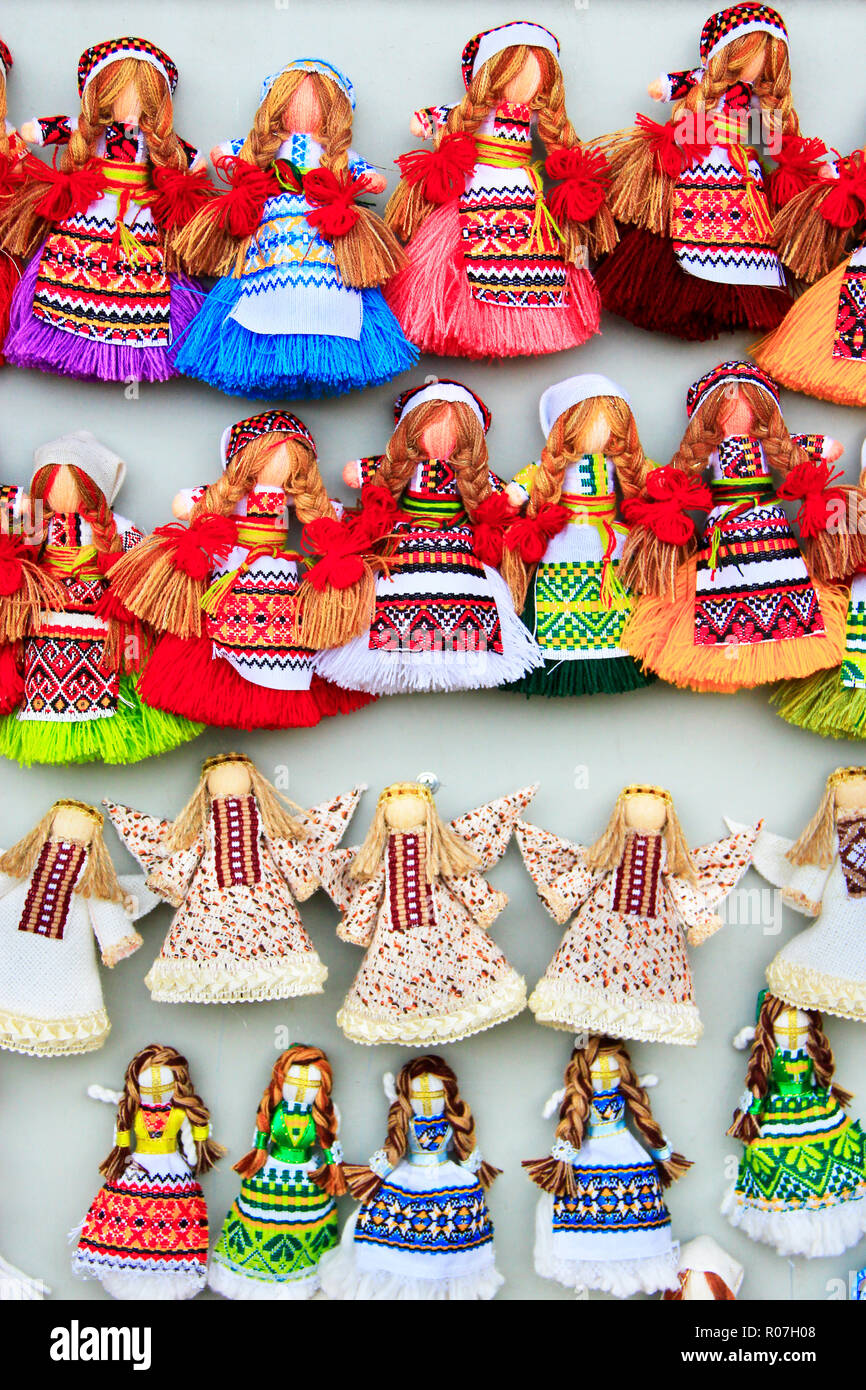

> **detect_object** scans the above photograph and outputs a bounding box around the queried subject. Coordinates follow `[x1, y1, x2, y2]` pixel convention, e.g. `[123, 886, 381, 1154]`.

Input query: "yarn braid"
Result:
[372, 401, 492, 520]
[233, 1046, 347, 1195]
[100, 1043, 225, 1181]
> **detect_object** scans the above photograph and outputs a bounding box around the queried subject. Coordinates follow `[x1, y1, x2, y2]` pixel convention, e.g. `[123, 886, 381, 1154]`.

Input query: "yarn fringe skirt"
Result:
[752, 255, 866, 407]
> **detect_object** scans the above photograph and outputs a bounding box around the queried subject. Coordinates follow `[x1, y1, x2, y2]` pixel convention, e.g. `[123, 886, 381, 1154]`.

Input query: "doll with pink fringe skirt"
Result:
[383, 21, 615, 360]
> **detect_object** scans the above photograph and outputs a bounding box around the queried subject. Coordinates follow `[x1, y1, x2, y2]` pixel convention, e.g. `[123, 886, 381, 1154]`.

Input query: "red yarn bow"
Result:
[24, 155, 103, 222]
[0, 150, 25, 199]
[820, 151, 866, 229]
[622, 467, 712, 545]
[503, 504, 569, 563]
[211, 156, 283, 237]
[635, 114, 710, 178]
[777, 459, 846, 537]
[472, 493, 520, 567]
[768, 135, 828, 207]
[352, 483, 400, 544]
[150, 165, 216, 231]
[0, 532, 31, 596]
[152, 514, 238, 580]
[545, 146, 609, 222]
[302, 517, 367, 591]
[302, 167, 370, 238]
[395, 132, 477, 204]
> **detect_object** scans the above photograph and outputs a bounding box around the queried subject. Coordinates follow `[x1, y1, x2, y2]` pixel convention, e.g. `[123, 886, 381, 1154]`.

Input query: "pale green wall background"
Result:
[0, 0, 864, 1301]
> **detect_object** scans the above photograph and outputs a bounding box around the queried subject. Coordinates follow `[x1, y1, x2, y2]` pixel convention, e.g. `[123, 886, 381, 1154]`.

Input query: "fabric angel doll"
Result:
[753, 142, 866, 406]
[0, 39, 28, 360]
[310, 379, 543, 695]
[524, 1035, 689, 1297]
[661, 1235, 744, 1300]
[500, 373, 655, 696]
[0, 36, 209, 382]
[73, 1043, 225, 1299]
[0, 798, 158, 1057]
[728, 767, 866, 1023]
[316, 777, 534, 1045]
[107, 410, 373, 730]
[383, 20, 614, 359]
[723, 991, 866, 1257]
[105, 753, 364, 1005]
[209, 1045, 345, 1300]
[319, 1055, 503, 1300]
[0, 430, 201, 765]
[171, 57, 415, 398]
[594, 4, 800, 339]
[620, 361, 854, 692]
[516, 784, 759, 1045]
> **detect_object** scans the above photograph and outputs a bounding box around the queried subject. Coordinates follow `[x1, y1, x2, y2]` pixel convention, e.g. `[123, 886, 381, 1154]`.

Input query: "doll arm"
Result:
[301, 785, 367, 852]
[86, 897, 144, 968]
[449, 784, 539, 871]
[789, 434, 842, 464]
[177, 135, 204, 172]
[515, 819, 596, 924]
[23, 115, 73, 147]
[653, 70, 700, 102]
[344, 456, 386, 491]
[442, 871, 508, 931]
[145, 841, 203, 908]
[113, 515, 146, 551]
[724, 818, 829, 915]
[115, 874, 163, 920]
[316, 848, 384, 946]
[507, 463, 539, 505]
[0, 485, 26, 531]
[265, 839, 319, 904]
[411, 104, 454, 139]
[347, 149, 385, 191]
[781, 861, 831, 917]
[666, 822, 761, 945]
[102, 800, 173, 872]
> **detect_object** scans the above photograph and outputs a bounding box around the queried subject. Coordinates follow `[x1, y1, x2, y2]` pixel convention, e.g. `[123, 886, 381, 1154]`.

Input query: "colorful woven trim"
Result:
[260, 58, 355, 109]
[202, 752, 254, 774]
[461, 21, 559, 89]
[394, 379, 490, 433]
[51, 799, 104, 825]
[619, 784, 673, 805]
[221, 412, 316, 466]
[0, 39, 12, 78]
[377, 781, 436, 807]
[700, 5, 788, 65]
[686, 360, 779, 419]
[828, 766, 866, 788]
[77, 36, 178, 95]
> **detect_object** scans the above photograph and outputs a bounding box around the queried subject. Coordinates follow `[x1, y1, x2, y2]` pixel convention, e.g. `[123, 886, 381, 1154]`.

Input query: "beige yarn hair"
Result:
[585, 790, 697, 882]
[165, 761, 307, 853]
[350, 789, 480, 882]
[0, 805, 129, 906]
[786, 767, 866, 868]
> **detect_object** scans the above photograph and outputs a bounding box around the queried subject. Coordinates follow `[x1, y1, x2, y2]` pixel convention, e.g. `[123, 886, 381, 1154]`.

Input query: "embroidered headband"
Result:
[33, 430, 127, 504]
[221, 411, 316, 467]
[700, 4, 788, 66]
[77, 36, 178, 96]
[686, 360, 780, 419]
[539, 374, 632, 438]
[828, 766, 866, 788]
[461, 21, 560, 88]
[260, 58, 355, 108]
[202, 752, 254, 774]
[0, 39, 13, 78]
[394, 378, 491, 433]
[51, 799, 103, 825]
[377, 782, 436, 807]
[619, 784, 674, 806]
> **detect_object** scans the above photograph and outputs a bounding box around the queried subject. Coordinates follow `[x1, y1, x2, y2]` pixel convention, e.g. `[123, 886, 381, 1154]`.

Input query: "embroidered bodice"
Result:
[407, 1115, 452, 1165]
[223, 132, 374, 181]
[209, 795, 264, 888]
[611, 829, 665, 918]
[836, 809, 866, 897]
[35, 511, 141, 614]
[268, 1101, 317, 1163]
[35, 116, 197, 168]
[416, 100, 532, 149]
[515, 453, 617, 509]
[386, 830, 437, 931]
[587, 1087, 628, 1138]
[769, 1046, 815, 1096]
[708, 437, 775, 507]
[132, 1102, 186, 1154]
[18, 838, 88, 940]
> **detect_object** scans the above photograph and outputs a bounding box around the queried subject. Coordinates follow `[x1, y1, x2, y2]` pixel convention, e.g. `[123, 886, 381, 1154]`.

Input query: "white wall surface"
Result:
[0, 0, 864, 1301]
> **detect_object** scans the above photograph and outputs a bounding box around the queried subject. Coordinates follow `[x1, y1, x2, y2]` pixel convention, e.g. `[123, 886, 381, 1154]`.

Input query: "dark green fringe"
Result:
[772, 669, 866, 740]
[504, 654, 655, 697]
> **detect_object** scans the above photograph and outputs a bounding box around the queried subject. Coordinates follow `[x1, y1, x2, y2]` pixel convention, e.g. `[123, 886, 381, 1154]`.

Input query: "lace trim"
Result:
[144, 952, 327, 1004]
[722, 1185, 866, 1258]
[0, 1006, 110, 1057]
[207, 1256, 320, 1301]
[535, 1248, 680, 1296]
[528, 978, 702, 1045]
[337, 973, 527, 1046]
[765, 957, 866, 1023]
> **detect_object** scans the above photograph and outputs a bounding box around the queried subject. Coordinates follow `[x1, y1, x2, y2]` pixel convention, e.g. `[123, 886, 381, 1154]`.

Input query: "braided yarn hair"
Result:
[100, 1043, 225, 1181]
[233, 1045, 347, 1195]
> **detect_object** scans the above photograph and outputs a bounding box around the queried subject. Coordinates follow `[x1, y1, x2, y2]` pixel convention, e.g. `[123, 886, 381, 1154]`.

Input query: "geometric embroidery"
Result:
[552, 1161, 671, 1234]
[833, 264, 866, 362]
[355, 1182, 494, 1253]
[738, 1084, 866, 1211]
[18, 839, 86, 940]
[841, 590, 866, 689]
[611, 833, 663, 918]
[837, 816, 866, 898]
[76, 1166, 209, 1275]
[212, 796, 262, 889]
[535, 561, 630, 655]
[21, 630, 118, 720]
[387, 832, 436, 934]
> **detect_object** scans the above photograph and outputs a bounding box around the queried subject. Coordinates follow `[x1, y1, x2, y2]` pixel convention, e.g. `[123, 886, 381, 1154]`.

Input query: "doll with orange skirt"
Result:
[383, 20, 614, 359]
[107, 410, 373, 729]
[619, 361, 854, 692]
[594, 4, 800, 339]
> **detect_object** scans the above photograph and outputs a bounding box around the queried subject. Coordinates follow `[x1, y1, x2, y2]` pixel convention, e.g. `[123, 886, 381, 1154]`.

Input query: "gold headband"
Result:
[618, 784, 673, 806]
[377, 782, 435, 807]
[51, 799, 103, 825]
[202, 752, 254, 774]
[828, 766, 866, 788]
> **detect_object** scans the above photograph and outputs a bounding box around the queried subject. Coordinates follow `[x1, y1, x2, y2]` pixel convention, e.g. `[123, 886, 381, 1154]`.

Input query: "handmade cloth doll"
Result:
[0, 431, 201, 764]
[0, 799, 158, 1056]
[383, 21, 614, 359]
[516, 785, 759, 1044]
[752, 145, 866, 406]
[594, 4, 797, 338]
[723, 991, 866, 1257]
[620, 361, 853, 691]
[171, 57, 415, 398]
[316, 778, 533, 1045]
[105, 753, 363, 1004]
[661, 1235, 744, 1300]
[525, 1036, 689, 1297]
[0, 40, 27, 361]
[209, 1045, 345, 1300]
[73, 1043, 224, 1298]
[501, 373, 655, 696]
[728, 767, 866, 1023]
[311, 379, 543, 694]
[320, 1056, 503, 1300]
[0, 1252, 47, 1300]
[0, 36, 208, 382]
[107, 410, 373, 730]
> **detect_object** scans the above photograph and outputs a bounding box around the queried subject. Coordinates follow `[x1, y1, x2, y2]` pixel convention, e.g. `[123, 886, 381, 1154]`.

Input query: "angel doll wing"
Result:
[449, 784, 539, 870]
[514, 819, 596, 924]
[268, 785, 367, 903]
[725, 818, 830, 917]
[667, 821, 762, 945]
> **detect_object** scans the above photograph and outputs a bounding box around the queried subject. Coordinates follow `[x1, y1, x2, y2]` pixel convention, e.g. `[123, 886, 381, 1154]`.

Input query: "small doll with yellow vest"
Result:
[72, 1043, 225, 1299]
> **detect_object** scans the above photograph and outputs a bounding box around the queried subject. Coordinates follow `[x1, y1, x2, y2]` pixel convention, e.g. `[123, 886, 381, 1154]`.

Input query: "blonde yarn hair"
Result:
[351, 790, 480, 881]
[0, 805, 128, 906]
[586, 790, 697, 882]
[785, 768, 866, 868]
[165, 761, 307, 853]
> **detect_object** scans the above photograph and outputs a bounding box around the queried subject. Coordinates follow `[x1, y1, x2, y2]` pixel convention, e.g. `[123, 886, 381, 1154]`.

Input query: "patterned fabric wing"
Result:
[103, 800, 173, 872]
[450, 784, 538, 870]
[300, 786, 367, 852]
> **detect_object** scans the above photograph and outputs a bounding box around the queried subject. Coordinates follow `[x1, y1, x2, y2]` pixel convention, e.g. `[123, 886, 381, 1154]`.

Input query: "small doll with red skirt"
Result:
[383, 20, 614, 359]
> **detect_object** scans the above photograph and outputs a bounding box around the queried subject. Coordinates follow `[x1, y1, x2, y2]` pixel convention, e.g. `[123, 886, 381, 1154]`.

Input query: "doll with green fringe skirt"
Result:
[0, 431, 201, 765]
[501, 374, 656, 697]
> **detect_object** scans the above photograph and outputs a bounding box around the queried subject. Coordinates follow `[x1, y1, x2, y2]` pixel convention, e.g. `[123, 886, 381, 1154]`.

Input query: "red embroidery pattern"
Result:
[387, 832, 436, 933]
[838, 814, 866, 898]
[611, 833, 663, 918]
[213, 796, 262, 889]
[18, 839, 86, 940]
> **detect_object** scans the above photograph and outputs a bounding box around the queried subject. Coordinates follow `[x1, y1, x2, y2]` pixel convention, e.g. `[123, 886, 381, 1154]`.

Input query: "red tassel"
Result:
[545, 146, 609, 222]
[472, 493, 519, 567]
[503, 504, 569, 563]
[25, 155, 104, 221]
[210, 156, 283, 237]
[150, 165, 216, 231]
[303, 167, 369, 238]
[622, 467, 712, 544]
[0, 532, 29, 595]
[768, 135, 828, 207]
[819, 151, 866, 229]
[152, 514, 237, 579]
[395, 133, 477, 204]
[635, 113, 710, 177]
[0, 150, 25, 199]
[776, 459, 846, 536]
[352, 483, 399, 543]
[302, 516, 367, 591]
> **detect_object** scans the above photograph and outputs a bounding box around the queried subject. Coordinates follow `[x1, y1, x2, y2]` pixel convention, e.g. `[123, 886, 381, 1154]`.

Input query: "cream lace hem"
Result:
[207, 1257, 319, 1301]
[766, 956, 866, 1023]
[337, 973, 527, 1046]
[0, 1006, 110, 1057]
[145, 952, 327, 1004]
[529, 979, 702, 1045]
